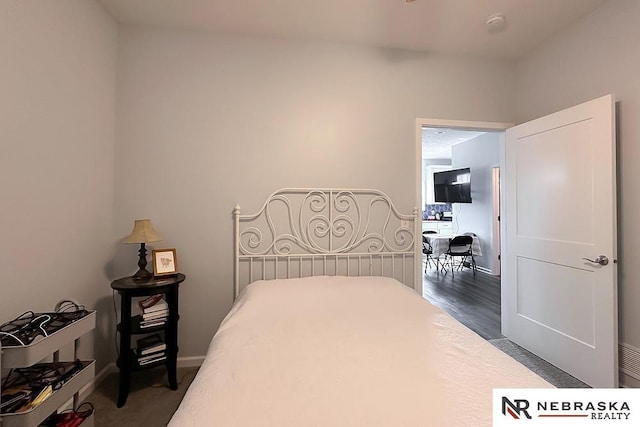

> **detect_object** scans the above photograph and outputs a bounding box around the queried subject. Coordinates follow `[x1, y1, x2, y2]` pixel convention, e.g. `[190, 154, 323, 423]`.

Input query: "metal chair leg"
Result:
[442, 255, 453, 277]
[471, 254, 476, 276]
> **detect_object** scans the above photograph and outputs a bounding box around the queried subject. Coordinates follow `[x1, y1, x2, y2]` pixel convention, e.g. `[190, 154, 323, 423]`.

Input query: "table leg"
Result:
[117, 293, 131, 407]
[165, 285, 179, 390]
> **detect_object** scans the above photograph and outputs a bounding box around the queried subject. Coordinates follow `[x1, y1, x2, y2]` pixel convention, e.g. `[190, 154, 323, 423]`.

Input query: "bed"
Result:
[169, 188, 552, 426]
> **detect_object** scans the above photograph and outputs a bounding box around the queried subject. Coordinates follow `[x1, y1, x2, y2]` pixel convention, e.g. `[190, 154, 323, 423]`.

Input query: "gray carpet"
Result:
[86, 366, 199, 427]
[489, 338, 588, 388]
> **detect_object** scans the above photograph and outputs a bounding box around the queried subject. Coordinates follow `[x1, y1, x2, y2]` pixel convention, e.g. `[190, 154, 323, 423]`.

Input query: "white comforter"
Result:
[170, 276, 551, 426]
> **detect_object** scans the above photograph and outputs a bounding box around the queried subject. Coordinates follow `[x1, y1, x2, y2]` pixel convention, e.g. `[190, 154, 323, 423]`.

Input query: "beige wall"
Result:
[113, 27, 515, 356]
[16, 0, 632, 368]
[451, 133, 501, 272]
[515, 0, 640, 366]
[0, 1, 118, 371]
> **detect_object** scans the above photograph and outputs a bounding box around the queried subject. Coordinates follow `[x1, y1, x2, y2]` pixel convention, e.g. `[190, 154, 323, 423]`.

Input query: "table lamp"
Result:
[124, 219, 162, 280]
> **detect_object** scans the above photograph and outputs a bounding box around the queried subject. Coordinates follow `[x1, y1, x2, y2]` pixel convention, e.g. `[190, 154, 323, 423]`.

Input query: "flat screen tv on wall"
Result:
[434, 168, 472, 203]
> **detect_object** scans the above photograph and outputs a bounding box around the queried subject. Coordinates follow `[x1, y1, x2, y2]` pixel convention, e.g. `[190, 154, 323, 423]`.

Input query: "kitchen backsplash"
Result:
[423, 203, 452, 220]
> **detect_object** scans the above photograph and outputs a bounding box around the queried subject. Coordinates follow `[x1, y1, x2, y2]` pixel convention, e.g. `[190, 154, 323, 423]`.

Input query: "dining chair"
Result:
[422, 231, 438, 272]
[442, 235, 476, 277]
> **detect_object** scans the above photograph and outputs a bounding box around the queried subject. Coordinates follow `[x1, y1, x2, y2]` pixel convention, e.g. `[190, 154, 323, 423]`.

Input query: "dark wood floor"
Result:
[422, 264, 503, 340]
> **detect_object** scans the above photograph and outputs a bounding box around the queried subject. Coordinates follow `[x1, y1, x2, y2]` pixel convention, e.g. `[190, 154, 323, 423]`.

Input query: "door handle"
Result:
[582, 255, 609, 266]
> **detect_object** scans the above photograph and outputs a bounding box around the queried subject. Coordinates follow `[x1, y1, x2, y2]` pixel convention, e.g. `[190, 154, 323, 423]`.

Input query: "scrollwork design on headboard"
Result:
[236, 189, 416, 256]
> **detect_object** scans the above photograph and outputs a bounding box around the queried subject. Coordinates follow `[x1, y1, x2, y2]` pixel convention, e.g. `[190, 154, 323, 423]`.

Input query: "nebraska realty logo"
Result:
[503, 396, 629, 420]
[502, 397, 532, 419]
[494, 389, 640, 425]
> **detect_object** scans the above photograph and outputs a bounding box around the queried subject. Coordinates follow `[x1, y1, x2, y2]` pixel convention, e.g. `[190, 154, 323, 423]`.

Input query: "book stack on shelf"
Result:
[138, 295, 169, 329]
[136, 333, 166, 366]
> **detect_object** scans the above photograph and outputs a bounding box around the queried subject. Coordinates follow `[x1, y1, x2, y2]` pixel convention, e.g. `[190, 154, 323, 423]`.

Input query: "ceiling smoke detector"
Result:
[485, 13, 506, 33]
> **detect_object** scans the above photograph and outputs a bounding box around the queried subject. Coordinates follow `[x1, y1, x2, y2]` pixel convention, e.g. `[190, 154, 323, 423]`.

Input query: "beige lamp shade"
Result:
[124, 219, 162, 244]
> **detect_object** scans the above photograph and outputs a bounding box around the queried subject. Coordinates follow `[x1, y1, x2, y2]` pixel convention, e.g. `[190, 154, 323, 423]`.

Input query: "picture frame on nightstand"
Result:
[152, 248, 178, 276]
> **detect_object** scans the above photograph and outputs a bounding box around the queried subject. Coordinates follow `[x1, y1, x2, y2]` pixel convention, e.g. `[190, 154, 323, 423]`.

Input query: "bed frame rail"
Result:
[234, 188, 419, 298]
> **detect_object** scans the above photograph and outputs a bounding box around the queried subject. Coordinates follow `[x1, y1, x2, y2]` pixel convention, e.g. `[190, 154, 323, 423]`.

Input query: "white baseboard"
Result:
[476, 266, 493, 275]
[57, 362, 116, 410]
[177, 356, 205, 368]
[80, 362, 116, 401]
[620, 371, 640, 388]
[619, 342, 640, 388]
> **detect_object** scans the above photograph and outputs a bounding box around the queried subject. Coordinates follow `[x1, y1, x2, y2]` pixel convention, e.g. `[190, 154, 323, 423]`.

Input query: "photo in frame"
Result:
[152, 248, 178, 276]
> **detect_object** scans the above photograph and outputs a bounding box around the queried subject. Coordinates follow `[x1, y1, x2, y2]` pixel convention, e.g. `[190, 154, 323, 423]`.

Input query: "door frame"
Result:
[414, 118, 513, 296]
[492, 167, 501, 275]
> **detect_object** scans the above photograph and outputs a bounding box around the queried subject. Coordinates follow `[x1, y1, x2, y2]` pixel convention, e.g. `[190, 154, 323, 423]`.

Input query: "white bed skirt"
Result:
[169, 276, 551, 426]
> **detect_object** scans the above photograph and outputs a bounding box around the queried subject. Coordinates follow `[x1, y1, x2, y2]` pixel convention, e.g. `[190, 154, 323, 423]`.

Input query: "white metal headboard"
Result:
[233, 188, 420, 298]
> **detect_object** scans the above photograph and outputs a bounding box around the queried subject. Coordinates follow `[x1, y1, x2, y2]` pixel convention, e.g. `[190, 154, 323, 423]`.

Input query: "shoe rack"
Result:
[0, 311, 96, 427]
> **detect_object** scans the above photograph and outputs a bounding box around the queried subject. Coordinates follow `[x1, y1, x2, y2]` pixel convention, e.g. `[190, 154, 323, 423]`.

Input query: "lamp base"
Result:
[133, 268, 153, 280]
[133, 243, 153, 280]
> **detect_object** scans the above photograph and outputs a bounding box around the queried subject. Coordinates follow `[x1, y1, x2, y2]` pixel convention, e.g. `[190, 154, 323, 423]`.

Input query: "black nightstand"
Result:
[111, 273, 185, 407]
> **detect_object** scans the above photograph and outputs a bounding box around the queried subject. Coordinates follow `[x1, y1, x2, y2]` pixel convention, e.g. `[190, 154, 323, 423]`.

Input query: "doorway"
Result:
[414, 118, 511, 298]
[421, 127, 502, 274]
[417, 120, 508, 339]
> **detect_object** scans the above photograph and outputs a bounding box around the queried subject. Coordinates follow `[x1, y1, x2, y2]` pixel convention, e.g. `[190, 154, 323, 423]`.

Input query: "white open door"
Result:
[502, 94, 618, 387]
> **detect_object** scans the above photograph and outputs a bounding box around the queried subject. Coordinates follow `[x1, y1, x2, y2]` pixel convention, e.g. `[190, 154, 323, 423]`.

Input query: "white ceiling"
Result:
[97, 0, 607, 60]
[422, 128, 487, 160]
